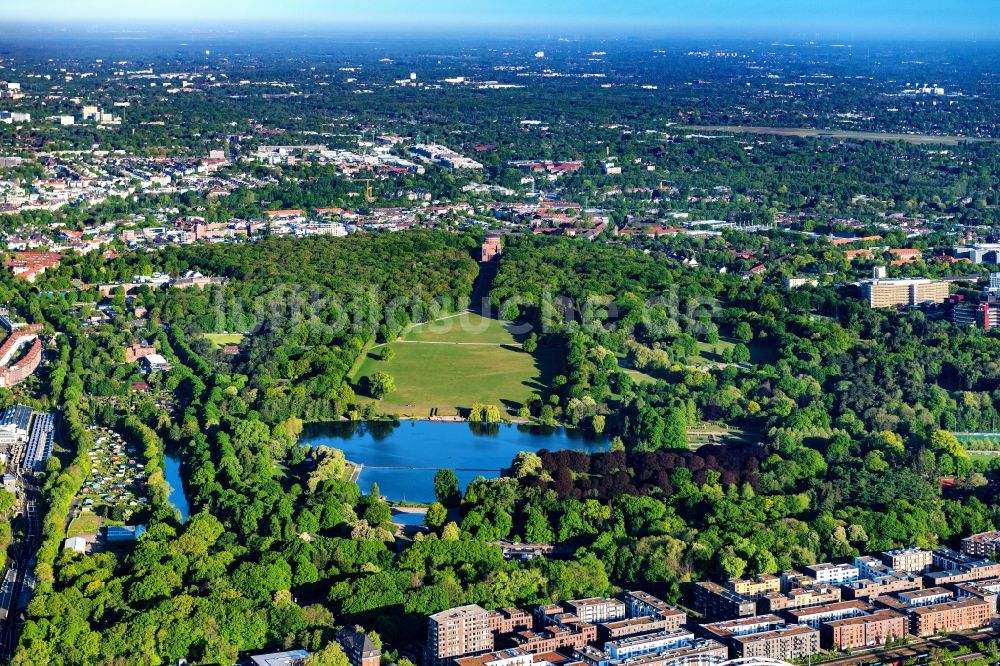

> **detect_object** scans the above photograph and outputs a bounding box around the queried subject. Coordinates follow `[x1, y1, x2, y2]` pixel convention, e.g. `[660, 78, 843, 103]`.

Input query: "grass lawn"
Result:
[623, 367, 660, 385]
[67, 510, 100, 538]
[353, 312, 556, 418]
[202, 333, 245, 349]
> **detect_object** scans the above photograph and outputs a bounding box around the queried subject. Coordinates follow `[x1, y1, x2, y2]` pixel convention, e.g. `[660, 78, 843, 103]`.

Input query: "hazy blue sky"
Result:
[1, 0, 997, 39]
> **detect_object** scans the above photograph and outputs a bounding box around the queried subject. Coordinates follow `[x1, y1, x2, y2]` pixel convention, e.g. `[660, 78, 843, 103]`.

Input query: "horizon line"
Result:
[0, 19, 996, 43]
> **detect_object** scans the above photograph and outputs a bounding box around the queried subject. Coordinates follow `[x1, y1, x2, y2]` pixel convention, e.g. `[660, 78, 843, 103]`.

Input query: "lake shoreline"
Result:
[299, 420, 609, 503]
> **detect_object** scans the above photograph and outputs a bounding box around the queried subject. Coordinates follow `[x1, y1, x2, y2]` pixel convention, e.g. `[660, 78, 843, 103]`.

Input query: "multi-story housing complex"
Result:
[861, 278, 949, 308]
[565, 598, 626, 625]
[455, 648, 536, 666]
[623, 591, 685, 629]
[604, 630, 694, 660]
[535, 605, 576, 628]
[598, 617, 675, 641]
[693, 582, 756, 620]
[426, 605, 494, 666]
[820, 610, 908, 651]
[506, 623, 597, 654]
[423, 548, 1000, 666]
[881, 548, 934, 574]
[572, 640, 730, 666]
[854, 556, 898, 580]
[907, 599, 991, 638]
[760, 585, 842, 614]
[488, 609, 533, 635]
[932, 548, 980, 570]
[840, 574, 922, 601]
[894, 587, 954, 608]
[924, 567, 1000, 587]
[952, 580, 1000, 613]
[5, 251, 61, 281]
[700, 615, 787, 642]
[700, 615, 819, 661]
[779, 571, 817, 593]
[962, 531, 1000, 559]
[727, 574, 781, 599]
[784, 601, 871, 629]
[802, 563, 859, 585]
[730, 625, 820, 661]
[922, 551, 1000, 587]
[0, 324, 43, 388]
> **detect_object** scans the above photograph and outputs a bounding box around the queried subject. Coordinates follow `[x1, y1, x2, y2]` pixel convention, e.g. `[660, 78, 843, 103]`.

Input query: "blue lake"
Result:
[164, 453, 190, 522]
[300, 420, 609, 502]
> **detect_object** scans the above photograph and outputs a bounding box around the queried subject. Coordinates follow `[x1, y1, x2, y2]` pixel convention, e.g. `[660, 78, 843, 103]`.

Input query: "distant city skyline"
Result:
[1, 0, 998, 41]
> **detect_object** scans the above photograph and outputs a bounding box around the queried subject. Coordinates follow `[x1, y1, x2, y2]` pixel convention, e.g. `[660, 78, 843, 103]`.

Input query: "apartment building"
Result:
[881, 548, 934, 574]
[760, 585, 842, 614]
[907, 598, 991, 638]
[535, 605, 575, 628]
[861, 278, 949, 308]
[923, 560, 1000, 588]
[802, 563, 859, 585]
[455, 649, 536, 666]
[507, 623, 597, 654]
[489, 609, 533, 635]
[573, 640, 729, 666]
[604, 630, 694, 660]
[933, 548, 982, 570]
[895, 587, 954, 608]
[951, 581, 1000, 613]
[779, 570, 817, 593]
[699, 614, 785, 643]
[694, 582, 757, 620]
[841, 575, 922, 601]
[623, 591, 685, 630]
[598, 617, 674, 641]
[565, 598, 626, 625]
[729, 625, 820, 661]
[426, 605, 494, 666]
[961, 532, 1000, 559]
[727, 574, 781, 599]
[784, 601, 871, 629]
[820, 610, 907, 651]
[854, 556, 897, 580]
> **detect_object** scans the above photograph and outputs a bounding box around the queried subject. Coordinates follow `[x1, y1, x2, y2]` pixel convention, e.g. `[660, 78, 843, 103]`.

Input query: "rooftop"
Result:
[823, 609, 904, 628]
[909, 598, 988, 616]
[431, 604, 489, 622]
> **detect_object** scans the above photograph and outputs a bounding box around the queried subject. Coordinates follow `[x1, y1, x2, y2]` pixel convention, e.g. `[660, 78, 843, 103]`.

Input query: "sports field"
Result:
[353, 312, 555, 418]
[201, 333, 245, 349]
